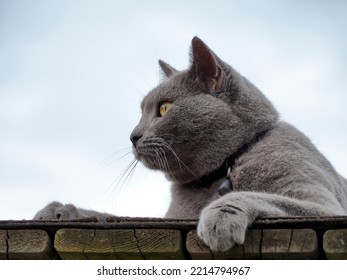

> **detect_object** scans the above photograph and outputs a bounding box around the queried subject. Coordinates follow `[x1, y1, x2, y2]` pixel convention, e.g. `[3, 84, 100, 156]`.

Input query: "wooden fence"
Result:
[1, 217, 347, 260]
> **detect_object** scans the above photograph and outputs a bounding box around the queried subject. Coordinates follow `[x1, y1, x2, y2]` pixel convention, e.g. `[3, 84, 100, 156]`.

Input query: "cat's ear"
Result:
[159, 60, 178, 78]
[190, 36, 223, 93]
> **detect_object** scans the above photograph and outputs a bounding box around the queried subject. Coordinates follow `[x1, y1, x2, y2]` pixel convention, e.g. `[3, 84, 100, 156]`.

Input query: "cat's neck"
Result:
[186, 128, 271, 189]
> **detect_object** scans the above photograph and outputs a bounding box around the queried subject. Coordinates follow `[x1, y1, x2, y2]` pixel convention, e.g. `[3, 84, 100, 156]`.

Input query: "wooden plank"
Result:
[0, 230, 51, 260]
[323, 229, 347, 260]
[54, 228, 183, 260]
[187, 229, 317, 259]
[135, 229, 184, 260]
[261, 229, 318, 259]
[240, 229, 262, 259]
[54, 229, 140, 259]
[0, 230, 8, 260]
[186, 230, 261, 259]
[55, 228, 91, 259]
[2, 216, 347, 233]
[108, 229, 144, 260]
[186, 230, 213, 259]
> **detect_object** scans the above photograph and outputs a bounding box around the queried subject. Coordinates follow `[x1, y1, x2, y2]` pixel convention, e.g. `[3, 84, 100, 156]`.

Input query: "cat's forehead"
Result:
[140, 84, 172, 112]
[140, 74, 192, 111]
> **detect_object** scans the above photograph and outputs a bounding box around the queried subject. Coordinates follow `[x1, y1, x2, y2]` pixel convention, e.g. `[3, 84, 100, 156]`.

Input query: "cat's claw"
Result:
[197, 200, 249, 251]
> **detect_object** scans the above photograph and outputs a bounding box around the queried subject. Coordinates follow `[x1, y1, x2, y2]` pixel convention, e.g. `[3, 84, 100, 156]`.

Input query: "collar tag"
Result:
[218, 168, 233, 196]
[218, 178, 233, 196]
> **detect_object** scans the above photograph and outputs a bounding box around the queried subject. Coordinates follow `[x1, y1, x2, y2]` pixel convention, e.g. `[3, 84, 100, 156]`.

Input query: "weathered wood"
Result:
[186, 229, 317, 259]
[55, 228, 116, 259]
[240, 229, 262, 259]
[135, 228, 184, 259]
[323, 229, 347, 260]
[0, 230, 8, 259]
[186, 230, 262, 259]
[54, 228, 184, 260]
[186, 230, 213, 259]
[0, 230, 51, 260]
[261, 229, 318, 259]
[2, 216, 347, 231]
[1, 218, 346, 260]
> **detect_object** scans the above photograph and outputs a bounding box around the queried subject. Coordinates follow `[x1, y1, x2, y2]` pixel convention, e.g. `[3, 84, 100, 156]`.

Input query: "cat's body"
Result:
[166, 121, 347, 219]
[35, 37, 347, 251]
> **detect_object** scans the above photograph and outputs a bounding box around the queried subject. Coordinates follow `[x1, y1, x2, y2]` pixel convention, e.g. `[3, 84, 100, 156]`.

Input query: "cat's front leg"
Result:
[197, 199, 251, 251]
[197, 191, 335, 251]
[34, 201, 84, 220]
[34, 201, 115, 222]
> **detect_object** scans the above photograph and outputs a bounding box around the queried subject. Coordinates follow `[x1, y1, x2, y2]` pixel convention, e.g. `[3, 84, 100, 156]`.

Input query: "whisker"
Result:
[118, 161, 139, 196]
[158, 147, 179, 182]
[100, 151, 133, 169]
[115, 159, 138, 191]
[104, 159, 138, 211]
[154, 149, 166, 172]
[161, 141, 199, 181]
[98, 147, 133, 169]
[143, 136, 199, 182]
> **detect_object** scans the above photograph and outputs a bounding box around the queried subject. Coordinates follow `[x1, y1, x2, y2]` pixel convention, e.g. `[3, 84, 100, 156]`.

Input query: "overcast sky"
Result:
[1, 0, 346, 220]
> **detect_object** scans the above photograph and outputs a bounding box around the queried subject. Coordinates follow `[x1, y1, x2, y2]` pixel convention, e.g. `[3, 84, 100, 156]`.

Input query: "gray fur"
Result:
[34, 37, 347, 251]
[34, 201, 114, 222]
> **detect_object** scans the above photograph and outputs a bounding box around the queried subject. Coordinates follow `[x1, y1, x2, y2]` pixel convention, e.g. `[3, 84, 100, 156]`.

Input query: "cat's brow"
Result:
[141, 88, 174, 112]
[158, 89, 175, 101]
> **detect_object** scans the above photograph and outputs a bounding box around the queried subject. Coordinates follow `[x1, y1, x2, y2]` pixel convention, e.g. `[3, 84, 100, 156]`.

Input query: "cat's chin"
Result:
[140, 158, 197, 184]
[139, 156, 164, 172]
[164, 170, 202, 185]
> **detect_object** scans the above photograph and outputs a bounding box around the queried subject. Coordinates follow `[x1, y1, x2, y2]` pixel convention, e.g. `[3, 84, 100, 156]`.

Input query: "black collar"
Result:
[190, 128, 271, 190]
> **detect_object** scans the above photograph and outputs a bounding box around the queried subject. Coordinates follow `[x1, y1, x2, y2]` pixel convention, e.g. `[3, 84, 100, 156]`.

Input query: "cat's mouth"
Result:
[133, 143, 174, 171]
[132, 136, 199, 183]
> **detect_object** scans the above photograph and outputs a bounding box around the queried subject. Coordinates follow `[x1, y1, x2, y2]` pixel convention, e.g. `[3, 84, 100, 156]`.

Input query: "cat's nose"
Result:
[130, 132, 143, 147]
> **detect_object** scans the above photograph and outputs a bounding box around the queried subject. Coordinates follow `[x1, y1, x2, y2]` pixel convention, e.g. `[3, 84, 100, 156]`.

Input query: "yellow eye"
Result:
[159, 102, 172, 117]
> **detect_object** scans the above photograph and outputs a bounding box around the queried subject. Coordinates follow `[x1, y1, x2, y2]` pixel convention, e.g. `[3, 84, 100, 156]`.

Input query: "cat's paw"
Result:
[197, 200, 249, 251]
[34, 201, 84, 220]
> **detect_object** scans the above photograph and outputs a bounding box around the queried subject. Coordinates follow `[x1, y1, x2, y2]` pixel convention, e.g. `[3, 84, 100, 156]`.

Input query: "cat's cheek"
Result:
[138, 155, 161, 171]
[132, 147, 139, 159]
[133, 150, 153, 169]
[132, 146, 148, 163]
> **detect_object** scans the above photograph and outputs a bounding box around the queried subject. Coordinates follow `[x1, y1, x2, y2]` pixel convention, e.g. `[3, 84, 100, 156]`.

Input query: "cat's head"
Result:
[130, 37, 278, 184]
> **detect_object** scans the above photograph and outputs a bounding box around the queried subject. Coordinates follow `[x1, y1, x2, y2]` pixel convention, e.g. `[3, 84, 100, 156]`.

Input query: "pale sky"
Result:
[0, 0, 346, 220]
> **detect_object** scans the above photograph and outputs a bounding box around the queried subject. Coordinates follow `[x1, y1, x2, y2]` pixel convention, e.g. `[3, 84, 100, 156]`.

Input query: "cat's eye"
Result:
[159, 102, 172, 117]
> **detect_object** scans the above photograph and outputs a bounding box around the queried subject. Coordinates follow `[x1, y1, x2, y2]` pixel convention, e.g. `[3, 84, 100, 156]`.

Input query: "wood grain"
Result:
[261, 229, 318, 259]
[54, 228, 184, 260]
[186, 230, 261, 259]
[323, 229, 347, 260]
[186, 228, 318, 259]
[0, 230, 51, 260]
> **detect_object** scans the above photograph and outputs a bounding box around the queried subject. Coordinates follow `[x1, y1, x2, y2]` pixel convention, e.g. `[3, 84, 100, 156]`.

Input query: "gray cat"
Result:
[34, 37, 347, 251]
